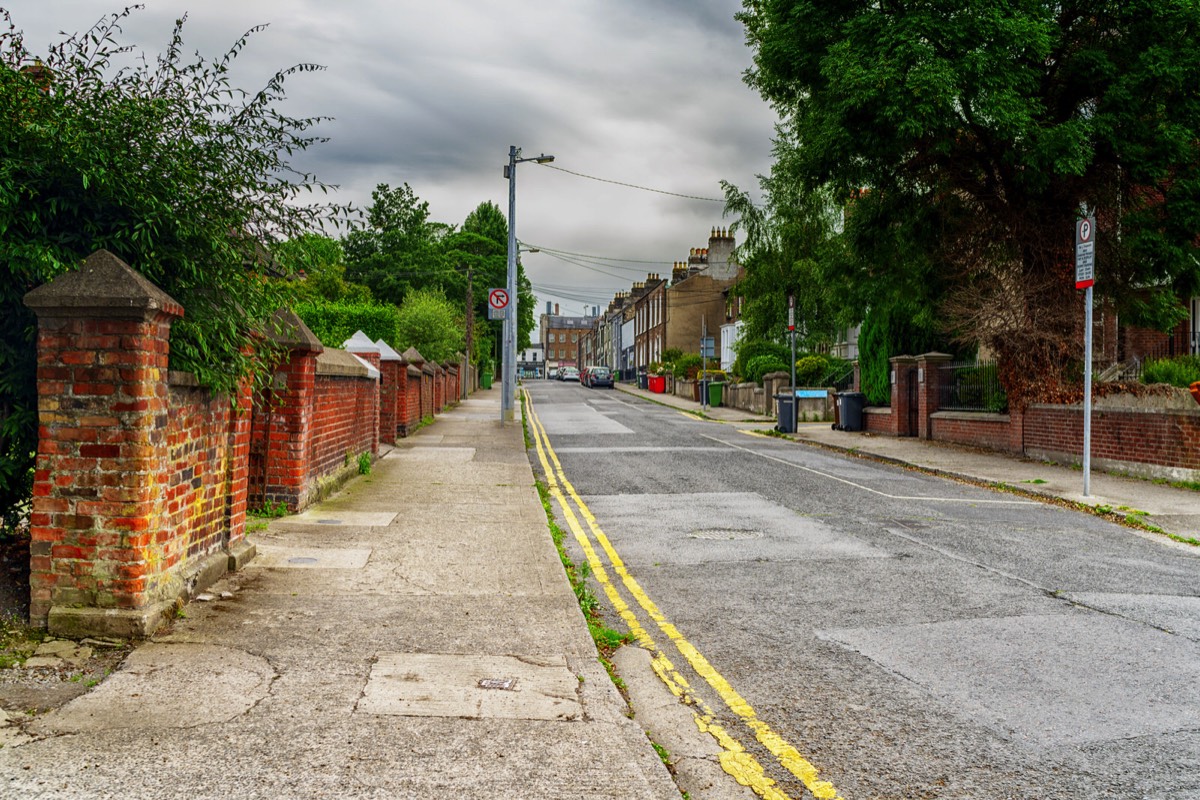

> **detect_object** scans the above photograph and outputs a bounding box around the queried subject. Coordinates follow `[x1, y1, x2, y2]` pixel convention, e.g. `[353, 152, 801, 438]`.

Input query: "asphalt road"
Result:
[524, 379, 1200, 800]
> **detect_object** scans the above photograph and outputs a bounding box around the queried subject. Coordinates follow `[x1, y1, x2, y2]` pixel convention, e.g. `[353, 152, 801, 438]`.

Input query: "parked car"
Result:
[587, 366, 613, 388]
[561, 366, 580, 381]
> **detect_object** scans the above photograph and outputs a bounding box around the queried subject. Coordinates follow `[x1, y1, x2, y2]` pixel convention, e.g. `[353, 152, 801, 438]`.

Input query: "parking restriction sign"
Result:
[1075, 216, 1095, 289]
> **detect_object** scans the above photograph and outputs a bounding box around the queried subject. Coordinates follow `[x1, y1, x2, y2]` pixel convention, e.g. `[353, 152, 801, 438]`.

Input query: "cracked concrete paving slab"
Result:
[29, 643, 275, 735]
[154, 593, 599, 667]
[358, 653, 582, 721]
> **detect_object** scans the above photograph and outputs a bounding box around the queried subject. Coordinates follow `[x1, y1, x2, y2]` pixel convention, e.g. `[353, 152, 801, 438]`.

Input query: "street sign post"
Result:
[788, 295, 796, 430]
[1076, 215, 1096, 495]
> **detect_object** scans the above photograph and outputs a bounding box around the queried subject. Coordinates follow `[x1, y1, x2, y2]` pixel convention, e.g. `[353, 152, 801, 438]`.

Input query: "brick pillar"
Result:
[889, 355, 918, 437]
[375, 340, 402, 446]
[422, 365, 435, 418]
[916, 352, 954, 440]
[24, 250, 185, 634]
[253, 309, 323, 512]
[344, 332, 381, 455]
[403, 365, 422, 434]
[448, 364, 459, 405]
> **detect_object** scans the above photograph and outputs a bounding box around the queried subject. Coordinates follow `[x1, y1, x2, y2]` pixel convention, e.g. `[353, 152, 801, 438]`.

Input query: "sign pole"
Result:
[1075, 213, 1096, 497]
[701, 315, 708, 412]
[788, 295, 796, 430]
[1083, 285, 1093, 496]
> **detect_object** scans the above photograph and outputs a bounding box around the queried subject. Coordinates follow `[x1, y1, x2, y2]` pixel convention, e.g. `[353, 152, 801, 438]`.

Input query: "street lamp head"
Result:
[534, 155, 555, 164]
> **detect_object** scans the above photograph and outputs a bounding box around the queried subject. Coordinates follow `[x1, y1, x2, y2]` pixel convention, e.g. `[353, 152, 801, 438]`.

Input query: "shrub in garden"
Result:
[745, 355, 789, 385]
[1142, 355, 1200, 388]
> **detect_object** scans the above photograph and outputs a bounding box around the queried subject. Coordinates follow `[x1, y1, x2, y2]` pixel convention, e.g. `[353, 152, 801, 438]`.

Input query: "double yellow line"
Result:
[524, 389, 844, 800]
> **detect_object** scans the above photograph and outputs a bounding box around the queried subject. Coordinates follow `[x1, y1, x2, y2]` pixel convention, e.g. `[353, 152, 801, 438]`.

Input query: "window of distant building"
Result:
[571, 334, 578, 343]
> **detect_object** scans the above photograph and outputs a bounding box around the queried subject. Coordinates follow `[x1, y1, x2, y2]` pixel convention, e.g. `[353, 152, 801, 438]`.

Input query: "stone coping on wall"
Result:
[1031, 390, 1199, 414]
[316, 348, 371, 378]
[931, 410, 1011, 423]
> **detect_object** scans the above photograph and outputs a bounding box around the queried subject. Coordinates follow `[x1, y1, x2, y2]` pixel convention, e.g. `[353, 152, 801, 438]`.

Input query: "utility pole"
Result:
[463, 263, 472, 400]
[503, 146, 554, 423]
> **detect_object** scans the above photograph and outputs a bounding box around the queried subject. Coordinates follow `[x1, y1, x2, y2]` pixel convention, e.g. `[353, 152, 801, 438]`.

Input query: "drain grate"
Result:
[316, 519, 341, 525]
[287, 557, 320, 565]
[477, 677, 518, 691]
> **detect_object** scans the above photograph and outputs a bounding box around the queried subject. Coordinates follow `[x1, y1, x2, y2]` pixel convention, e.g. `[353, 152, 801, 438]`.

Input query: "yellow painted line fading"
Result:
[525, 392, 791, 800]
[525, 390, 843, 800]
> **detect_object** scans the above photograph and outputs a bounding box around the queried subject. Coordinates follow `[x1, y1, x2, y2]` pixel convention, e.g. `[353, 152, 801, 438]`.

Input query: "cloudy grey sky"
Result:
[10, 0, 777, 323]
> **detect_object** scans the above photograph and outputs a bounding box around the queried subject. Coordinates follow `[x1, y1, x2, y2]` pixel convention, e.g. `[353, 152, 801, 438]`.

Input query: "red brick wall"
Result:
[863, 407, 896, 435]
[1024, 404, 1200, 473]
[25, 252, 390, 634]
[1122, 319, 1190, 361]
[309, 374, 376, 479]
[164, 379, 248, 566]
[929, 412, 1023, 454]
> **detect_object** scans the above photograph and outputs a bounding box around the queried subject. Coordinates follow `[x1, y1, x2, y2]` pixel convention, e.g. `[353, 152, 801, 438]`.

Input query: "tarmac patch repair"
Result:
[357, 653, 582, 721]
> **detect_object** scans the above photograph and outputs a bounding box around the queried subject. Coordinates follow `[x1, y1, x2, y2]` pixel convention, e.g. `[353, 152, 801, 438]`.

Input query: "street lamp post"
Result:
[503, 146, 554, 422]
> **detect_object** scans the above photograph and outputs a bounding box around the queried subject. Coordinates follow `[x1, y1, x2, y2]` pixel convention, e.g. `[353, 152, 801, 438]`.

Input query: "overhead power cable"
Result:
[535, 163, 726, 203]
[522, 242, 676, 267]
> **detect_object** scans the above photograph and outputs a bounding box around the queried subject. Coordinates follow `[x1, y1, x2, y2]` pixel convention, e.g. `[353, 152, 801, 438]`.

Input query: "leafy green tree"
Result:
[738, 0, 1200, 403]
[0, 9, 344, 531]
[395, 287, 466, 363]
[722, 179, 852, 349]
[274, 234, 372, 304]
[343, 183, 454, 305]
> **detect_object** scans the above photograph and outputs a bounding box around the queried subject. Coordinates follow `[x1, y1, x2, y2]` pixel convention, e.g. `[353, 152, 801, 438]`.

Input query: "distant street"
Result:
[525, 380, 1200, 800]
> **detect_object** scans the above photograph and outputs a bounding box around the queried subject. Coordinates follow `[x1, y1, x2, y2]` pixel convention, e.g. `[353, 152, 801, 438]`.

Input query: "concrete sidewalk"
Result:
[615, 381, 1200, 544]
[1, 392, 676, 799]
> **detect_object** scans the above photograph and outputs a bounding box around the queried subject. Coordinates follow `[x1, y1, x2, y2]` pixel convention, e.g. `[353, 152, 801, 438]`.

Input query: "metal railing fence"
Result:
[938, 361, 1008, 413]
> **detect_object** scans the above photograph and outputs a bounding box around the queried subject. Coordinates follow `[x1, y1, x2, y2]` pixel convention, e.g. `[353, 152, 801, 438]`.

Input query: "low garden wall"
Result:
[854, 351, 1200, 482]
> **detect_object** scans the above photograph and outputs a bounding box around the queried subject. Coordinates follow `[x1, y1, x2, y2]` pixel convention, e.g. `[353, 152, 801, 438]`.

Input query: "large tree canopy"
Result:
[739, 0, 1200, 401]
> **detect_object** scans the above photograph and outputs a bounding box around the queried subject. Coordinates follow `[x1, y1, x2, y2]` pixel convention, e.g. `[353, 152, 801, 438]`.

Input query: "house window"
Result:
[571, 334, 578, 343]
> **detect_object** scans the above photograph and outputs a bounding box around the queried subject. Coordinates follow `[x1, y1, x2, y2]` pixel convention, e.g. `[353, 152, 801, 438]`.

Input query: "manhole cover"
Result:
[688, 528, 763, 540]
[477, 678, 518, 691]
[287, 557, 320, 565]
